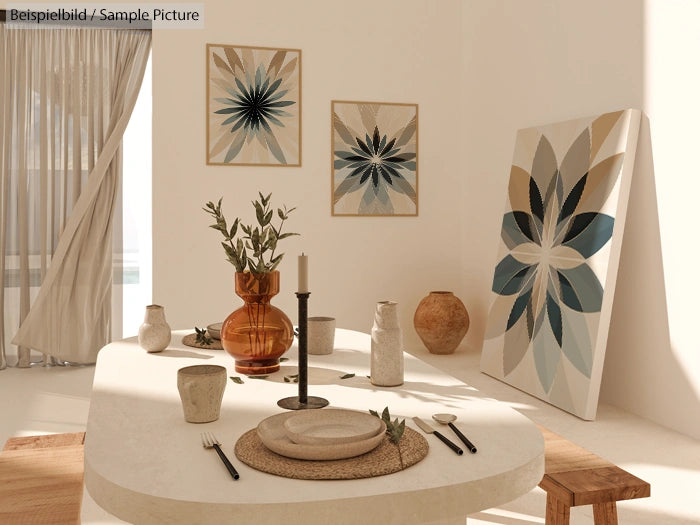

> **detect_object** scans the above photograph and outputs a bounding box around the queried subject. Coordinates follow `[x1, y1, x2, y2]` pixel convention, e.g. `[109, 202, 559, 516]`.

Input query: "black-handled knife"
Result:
[413, 417, 463, 455]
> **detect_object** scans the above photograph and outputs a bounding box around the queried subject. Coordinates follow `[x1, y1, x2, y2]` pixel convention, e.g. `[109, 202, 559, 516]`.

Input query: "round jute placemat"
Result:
[234, 427, 429, 480]
[181, 333, 224, 350]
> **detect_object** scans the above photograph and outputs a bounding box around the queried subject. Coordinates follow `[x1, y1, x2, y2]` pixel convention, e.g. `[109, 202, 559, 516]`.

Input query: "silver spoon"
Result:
[432, 413, 477, 453]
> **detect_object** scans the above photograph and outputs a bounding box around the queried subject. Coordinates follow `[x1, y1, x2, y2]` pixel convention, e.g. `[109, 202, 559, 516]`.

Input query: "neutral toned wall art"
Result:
[332, 101, 418, 216]
[480, 109, 642, 420]
[207, 44, 301, 166]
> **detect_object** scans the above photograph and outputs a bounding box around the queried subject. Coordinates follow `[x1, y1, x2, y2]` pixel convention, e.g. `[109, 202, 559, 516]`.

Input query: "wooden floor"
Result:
[0, 432, 85, 525]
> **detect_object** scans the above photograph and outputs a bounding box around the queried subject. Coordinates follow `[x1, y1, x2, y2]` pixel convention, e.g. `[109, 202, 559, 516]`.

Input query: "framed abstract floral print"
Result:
[480, 109, 641, 419]
[332, 101, 418, 216]
[207, 44, 301, 166]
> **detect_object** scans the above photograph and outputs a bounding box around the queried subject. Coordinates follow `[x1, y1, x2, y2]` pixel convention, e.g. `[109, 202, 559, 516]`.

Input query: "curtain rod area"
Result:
[0, 9, 152, 30]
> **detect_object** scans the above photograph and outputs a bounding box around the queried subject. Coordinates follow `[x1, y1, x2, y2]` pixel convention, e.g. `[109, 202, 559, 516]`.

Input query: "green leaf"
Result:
[280, 357, 289, 362]
[230, 376, 244, 384]
[247, 375, 269, 380]
[255, 202, 264, 225]
[340, 373, 355, 379]
[381, 407, 391, 425]
[229, 218, 239, 239]
[369, 407, 406, 444]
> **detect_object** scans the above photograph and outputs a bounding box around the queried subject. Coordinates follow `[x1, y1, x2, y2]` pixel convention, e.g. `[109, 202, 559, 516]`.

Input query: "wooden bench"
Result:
[538, 425, 650, 525]
[0, 432, 85, 524]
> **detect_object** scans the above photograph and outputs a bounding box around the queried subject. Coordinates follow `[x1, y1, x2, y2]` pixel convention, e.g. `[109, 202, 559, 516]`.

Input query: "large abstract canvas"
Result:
[332, 101, 418, 216]
[207, 44, 301, 166]
[480, 110, 641, 419]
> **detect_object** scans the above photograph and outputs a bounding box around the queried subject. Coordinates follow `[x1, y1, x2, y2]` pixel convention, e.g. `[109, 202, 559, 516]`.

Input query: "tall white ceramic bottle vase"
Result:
[138, 304, 172, 353]
[371, 301, 404, 386]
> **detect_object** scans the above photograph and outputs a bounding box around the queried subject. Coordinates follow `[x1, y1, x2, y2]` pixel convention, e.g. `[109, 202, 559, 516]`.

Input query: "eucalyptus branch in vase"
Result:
[203, 192, 298, 274]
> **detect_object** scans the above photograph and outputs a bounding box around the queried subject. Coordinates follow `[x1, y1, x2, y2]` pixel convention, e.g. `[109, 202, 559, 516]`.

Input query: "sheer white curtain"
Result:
[0, 23, 151, 368]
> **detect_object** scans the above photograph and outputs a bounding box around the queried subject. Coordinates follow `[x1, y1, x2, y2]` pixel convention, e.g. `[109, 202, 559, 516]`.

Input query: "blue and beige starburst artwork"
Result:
[480, 110, 641, 420]
[332, 101, 418, 216]
[207, 44, 300, 166]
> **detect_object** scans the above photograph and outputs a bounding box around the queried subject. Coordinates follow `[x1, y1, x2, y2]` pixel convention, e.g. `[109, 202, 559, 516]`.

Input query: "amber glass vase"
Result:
[221, 271, 294, 374]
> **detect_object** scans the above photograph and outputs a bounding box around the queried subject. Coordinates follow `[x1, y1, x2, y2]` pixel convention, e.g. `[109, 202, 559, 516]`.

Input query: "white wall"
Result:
[459, 0, 700, 439]
[152, 0, 700, 438]
[152, 0, 466, 350]
[600, 0, 700, 438]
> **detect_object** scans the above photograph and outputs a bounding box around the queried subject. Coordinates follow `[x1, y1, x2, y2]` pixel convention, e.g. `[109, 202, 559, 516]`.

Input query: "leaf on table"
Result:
[230, 376, 244, 384]
[284, 374, 299, 383]
[340, 373, 355, 379]
[369, 406, 405, 444]
[247, 375, 269, 380]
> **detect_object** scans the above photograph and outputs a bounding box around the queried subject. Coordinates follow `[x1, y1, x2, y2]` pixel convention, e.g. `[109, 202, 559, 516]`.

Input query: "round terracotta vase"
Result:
[221, 271, 294, 374]
[413, 291, 469, 355]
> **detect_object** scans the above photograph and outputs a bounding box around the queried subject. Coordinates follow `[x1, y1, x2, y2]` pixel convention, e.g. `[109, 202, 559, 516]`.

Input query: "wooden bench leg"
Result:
[545, 493, 570, 525]
[593, 501, 618, 525]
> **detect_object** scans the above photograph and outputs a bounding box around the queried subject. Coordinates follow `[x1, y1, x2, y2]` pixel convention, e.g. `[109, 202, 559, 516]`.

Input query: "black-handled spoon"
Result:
[433, 413, 477, 453]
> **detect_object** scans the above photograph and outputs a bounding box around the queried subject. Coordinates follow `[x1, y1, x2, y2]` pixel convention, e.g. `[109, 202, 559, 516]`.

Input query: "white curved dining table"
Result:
[84, 329, 544, 524]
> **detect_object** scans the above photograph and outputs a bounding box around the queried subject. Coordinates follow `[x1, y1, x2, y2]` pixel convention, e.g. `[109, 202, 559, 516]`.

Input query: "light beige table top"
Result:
[84, 329, 543, 525]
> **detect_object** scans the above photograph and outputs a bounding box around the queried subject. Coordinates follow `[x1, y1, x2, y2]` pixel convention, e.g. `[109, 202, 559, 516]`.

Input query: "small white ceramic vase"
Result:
[371, 301, 404, 386]
[138, 304, 171, 353]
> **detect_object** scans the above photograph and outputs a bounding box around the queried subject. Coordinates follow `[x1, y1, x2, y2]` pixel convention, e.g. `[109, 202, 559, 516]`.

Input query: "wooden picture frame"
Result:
[331, 100, 418, 216]
[206, 44, 301, 166]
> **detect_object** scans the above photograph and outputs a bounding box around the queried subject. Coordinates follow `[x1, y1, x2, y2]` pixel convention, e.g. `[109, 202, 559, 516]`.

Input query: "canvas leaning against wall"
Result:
[331, 101, 418, 216]
[480, 109, 642, 420]
[206, 44, 301, 166]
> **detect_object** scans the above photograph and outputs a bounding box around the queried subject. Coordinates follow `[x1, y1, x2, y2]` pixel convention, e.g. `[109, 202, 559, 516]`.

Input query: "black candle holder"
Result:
[277, 292, 329, 410]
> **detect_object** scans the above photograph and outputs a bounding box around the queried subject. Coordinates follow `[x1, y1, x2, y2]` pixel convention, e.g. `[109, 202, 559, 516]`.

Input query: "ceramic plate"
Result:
[257, 411, 386, 461]
[207, 322, 222, 340]
[283, 409, 383, 445]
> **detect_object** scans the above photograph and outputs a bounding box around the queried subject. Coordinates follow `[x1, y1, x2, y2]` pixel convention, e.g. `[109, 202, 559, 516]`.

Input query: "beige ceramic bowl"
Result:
[283, 409, 383, 446]
[257, 411, 386, 461]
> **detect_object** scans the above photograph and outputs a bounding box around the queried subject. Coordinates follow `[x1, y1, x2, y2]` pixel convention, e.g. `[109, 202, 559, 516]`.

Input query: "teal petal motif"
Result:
[533, 319, 561, 393]
[546, 291, 563, 347]
[507, 288, 532, 330]
[557, 264, 604, 313]
[563, 213, 615, 258]
[512, 211, 540, 245]
[501, 212, 535, 249]
[492, 255, 532, 296]
[560, 305, 593, 378]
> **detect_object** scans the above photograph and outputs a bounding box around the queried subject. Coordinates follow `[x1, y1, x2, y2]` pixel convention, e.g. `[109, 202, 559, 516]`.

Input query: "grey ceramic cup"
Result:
[177, 365, 227, 423]
[307, 317, 336, 355]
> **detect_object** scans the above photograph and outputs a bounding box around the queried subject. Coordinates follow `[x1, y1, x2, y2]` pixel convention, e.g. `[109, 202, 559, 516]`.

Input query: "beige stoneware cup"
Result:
[307, 316, 336, 355]
[177, 365, 227, 423]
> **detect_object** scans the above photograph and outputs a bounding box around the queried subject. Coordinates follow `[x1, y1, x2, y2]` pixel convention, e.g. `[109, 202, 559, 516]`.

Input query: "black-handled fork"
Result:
[201, 431, 240, 480]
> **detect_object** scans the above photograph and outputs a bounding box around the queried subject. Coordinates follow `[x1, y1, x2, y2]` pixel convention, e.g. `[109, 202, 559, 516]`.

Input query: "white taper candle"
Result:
[298, 253, 309, 293]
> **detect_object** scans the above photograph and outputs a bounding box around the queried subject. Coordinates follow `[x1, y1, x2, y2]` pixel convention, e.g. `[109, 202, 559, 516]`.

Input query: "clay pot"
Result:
[413, 291, 469, 354]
